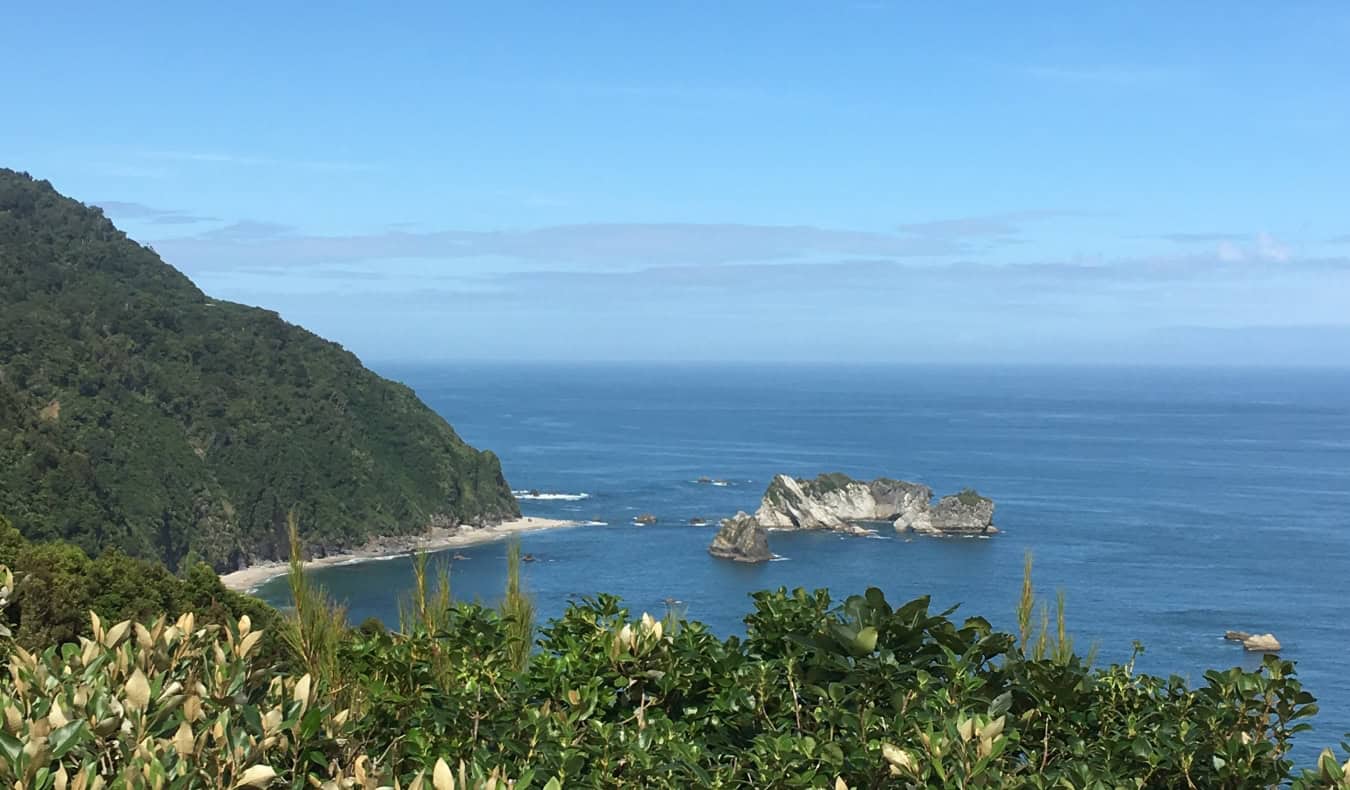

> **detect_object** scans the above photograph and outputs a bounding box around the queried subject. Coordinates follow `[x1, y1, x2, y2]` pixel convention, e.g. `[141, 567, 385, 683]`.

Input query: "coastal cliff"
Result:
[0, 169, 519, 571]
[753, 473, 996, 536]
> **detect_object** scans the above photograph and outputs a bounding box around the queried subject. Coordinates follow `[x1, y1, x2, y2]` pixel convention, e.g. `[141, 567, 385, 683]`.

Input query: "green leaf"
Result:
[988, 691, 1012, 718]
[0, 730, 22, 764]
[853, 627, 878, 654]
[49, 719, 88, 760]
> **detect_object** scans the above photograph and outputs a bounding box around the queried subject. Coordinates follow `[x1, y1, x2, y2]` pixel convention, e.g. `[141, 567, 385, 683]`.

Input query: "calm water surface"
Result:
[255, 364, 1350, 757]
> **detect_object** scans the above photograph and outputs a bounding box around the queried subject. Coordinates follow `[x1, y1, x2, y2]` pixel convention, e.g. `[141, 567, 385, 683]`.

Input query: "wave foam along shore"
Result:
[218, 516, 580, 592]
[512, 490, 590, 501]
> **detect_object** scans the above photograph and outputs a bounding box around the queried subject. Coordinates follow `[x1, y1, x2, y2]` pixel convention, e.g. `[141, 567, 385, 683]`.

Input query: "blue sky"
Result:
[7, 3, 1350, 364]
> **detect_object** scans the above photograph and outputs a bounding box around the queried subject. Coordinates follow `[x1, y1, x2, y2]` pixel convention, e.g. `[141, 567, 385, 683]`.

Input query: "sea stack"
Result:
[708, 512, 772, 563]
[751, 473, 997, 537]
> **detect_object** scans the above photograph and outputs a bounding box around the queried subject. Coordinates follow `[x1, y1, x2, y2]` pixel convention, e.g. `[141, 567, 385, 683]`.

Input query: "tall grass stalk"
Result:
[399, 550, 452, 636]
[501, 541, 535, 672]
[281, 513, 347, 689]
[1016, 551, 1095, 665]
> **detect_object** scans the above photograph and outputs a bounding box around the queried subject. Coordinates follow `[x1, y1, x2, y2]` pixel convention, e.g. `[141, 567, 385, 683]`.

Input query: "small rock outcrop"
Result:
[751, 473, 996, 536]
[1226, 631, 1281, 652]
[634, 513, 658, 525]
[689, 517, 708, 526]
[708, 512, 771, 563]
[921, 490, 997, 536]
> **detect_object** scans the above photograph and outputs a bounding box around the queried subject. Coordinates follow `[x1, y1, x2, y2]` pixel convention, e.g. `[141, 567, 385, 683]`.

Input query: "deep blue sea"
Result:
[254, 363, 1350, 758]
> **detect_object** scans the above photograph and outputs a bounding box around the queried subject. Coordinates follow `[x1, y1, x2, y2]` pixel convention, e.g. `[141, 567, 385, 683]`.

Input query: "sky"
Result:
[6, 3, 1350, 365]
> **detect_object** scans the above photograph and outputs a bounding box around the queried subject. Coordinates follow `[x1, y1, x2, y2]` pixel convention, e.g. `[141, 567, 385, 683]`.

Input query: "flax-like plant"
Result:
[500, 541, 535, 672]
[280, 513, 346, 690]
[661, 598, 687, 638]
[1016, 552, 1036, 654]
[399, 550, 453, 636]
[1016, 551, 1095, 665]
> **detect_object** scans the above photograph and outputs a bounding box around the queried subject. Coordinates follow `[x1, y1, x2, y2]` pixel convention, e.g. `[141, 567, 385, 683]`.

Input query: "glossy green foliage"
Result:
[0, 600, 522, 788]
[0, 520, 279, 661]
[342, 585, 1343, 788]
[2, 559, 1347, 787]
[0, 169, 518, 571]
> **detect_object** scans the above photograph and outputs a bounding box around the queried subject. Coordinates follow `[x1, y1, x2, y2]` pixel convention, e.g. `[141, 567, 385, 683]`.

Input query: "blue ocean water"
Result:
[254, 363, 1350, 755]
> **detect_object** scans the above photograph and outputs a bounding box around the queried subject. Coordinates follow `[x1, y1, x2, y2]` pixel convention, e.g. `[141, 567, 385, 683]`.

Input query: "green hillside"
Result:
[0, 168, 518, 571]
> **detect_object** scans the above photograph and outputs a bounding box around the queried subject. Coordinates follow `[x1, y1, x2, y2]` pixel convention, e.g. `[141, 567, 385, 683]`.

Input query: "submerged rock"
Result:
[708, 512, 771, 563]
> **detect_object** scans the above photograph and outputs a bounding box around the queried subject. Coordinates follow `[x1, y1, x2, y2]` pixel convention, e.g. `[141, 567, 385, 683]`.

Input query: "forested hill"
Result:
[0, 168, 518, 571]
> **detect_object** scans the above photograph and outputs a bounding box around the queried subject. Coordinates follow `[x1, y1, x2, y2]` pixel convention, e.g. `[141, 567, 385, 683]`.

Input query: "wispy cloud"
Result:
[897, 211, 1083, 240]
[137, 150, 376, 173]
[1157, 232, 1248, 243]
[1214, 232, 1292, 264]
[196, 220, 297, 241]
[152, 222, 963, 272]
[95, 200, 219, 225]
[1160, 231, 1296, 264]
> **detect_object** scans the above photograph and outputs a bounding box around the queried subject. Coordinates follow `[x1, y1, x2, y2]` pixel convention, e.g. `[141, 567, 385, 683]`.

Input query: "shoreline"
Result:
[219, 516, 581, 592]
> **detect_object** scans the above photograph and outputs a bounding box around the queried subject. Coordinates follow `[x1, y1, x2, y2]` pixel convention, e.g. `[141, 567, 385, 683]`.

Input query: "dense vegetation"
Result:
[3, 544, 1347, 788]
[0, 169, 517, 571]
[0, 514, 277, 657]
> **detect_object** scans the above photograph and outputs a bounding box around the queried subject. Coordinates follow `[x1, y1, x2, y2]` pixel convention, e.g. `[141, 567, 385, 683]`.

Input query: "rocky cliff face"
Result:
[754, 474, 932, 534]
[751, 474, 996, 536]
[919, 492, 996, 536]
[708, 512, 771, 563]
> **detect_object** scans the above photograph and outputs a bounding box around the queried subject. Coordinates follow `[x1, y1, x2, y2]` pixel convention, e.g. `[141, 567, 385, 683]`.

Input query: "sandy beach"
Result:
[219, 516, 580, 592]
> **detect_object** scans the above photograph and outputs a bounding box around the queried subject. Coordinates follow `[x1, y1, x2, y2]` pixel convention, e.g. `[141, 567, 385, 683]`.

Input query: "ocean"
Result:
[252, 363, 1350, 756]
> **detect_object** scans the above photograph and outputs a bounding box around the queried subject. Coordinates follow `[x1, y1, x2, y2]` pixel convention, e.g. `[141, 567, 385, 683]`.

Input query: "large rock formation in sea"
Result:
[753, 473, 996, 536]
[707, 512, 772, 563]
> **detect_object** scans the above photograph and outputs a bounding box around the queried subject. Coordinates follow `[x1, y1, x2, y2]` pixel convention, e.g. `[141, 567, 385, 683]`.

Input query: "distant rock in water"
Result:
[708, 512, 771, 563]
[923, 490, 997, 536]
[634, 513, 658, 525]
[688, 517, 708, 526]
[1243, 633, 1282, 652]
[1225, 630, 1282, 652]
[752, 473, 996, 537]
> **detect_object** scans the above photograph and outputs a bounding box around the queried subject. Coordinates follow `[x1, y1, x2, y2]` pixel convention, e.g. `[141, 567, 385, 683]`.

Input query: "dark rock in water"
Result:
[522, 554, 537, 563]
[634, 513, 658, 525]
[708, 512, 771, 563]
[696, 476, 713, 484]
[689, 517, 708, 526]
[1224, 630, 1252, 642]
[926, 490, 997, 536]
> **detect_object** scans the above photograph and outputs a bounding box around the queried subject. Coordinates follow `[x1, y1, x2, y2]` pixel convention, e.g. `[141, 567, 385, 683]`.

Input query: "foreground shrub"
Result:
[1, 559, 1348, 787]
